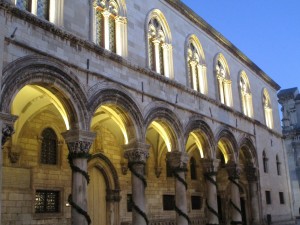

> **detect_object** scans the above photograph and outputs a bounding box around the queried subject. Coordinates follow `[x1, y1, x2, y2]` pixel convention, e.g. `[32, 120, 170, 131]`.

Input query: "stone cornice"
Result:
[164, 0, 280, 91]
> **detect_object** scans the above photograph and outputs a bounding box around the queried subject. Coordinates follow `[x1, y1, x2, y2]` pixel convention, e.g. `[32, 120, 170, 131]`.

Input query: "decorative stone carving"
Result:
[166, 151, 189, 171]
[123, 141, 150, 164]
[155, 166, 162, 178]
[62, 130, 96, 153]
[1, 125, 14, 149]
[226, 163, 241, 180]
[201, 158, 220, 176]
[245, 164, 258, 182]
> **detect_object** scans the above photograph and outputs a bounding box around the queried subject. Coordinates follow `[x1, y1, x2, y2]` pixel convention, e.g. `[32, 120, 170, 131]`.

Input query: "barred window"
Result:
[191, 196, 202, 210]
[41, 128, 58, 165]
[163, 195, 175, 210]
[35, 190, 59, 213]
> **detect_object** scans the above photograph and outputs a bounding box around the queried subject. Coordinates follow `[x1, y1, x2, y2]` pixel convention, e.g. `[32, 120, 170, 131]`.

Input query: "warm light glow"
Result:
[191, 132, 204, 158]
[151, 121, 172, 152]
[101, 106, 129, 144]
[218, 142, 229, 163]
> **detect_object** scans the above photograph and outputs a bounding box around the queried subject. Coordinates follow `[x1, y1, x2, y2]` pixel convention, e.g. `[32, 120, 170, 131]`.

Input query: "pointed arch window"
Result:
[240, 71, 253, 117]
[263, 88, 273, 129]
[276, 155, 281, 176]
[187, 36, 207, 94]
[215, 55, 232, 107]
[263, 151, 268, 173]
[41, 128, 58, 165]
[93, 0, 127, 56]
[147, 10, 173, 78]
[190, 157, 197, 180]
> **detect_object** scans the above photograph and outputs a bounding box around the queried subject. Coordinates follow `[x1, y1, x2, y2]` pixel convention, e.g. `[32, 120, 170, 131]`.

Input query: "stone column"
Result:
[245, 164, 260, 225]
[190, 60, 198, 91]
[124, 141, 149, 225]
[62, 130, 96, 225]
[115, 16, 127, 57]
[167, 151, 190, 225]
[102, 10, 111, 50]
[152, 39, 161, 74]
[201, 159, 220, 225]
[218, 77, 225, 104]
[0, 112, 17, 223]
[226, 163, 242, 225]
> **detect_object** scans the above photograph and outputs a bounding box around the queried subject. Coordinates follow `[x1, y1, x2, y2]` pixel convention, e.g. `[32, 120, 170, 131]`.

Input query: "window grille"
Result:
[41, 128, 58, 165]
[35, 190, 59, 213]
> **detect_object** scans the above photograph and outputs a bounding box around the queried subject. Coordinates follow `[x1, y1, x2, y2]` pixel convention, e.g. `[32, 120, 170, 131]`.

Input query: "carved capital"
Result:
[166, 151, 189, 171]
[201, 159, 220, 176]
[226, 163, 241, 180]
[62, 130, 96, 153]
[0, 112, 18, 149]
[123, 141, 149, 164]
[245, 165, 258, 182]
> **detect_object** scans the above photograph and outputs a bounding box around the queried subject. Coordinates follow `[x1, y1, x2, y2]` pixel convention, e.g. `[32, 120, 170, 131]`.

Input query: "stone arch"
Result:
[185, 34, 206, 65]
[214, 53, 230, 78]
[1, 55, 88, 130]
[89, 152, 120, 191]
[184, 116, 215, 159]
[144, 102, 183, 152]
[238, 135, 258, 167]
[88, 81, 143, 142]
[215, 127, 238, 163]
[146, 8, 172, 44]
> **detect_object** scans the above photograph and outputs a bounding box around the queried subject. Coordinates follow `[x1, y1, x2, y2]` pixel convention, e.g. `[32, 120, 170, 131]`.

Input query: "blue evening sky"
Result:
[181, 0, 300, 92]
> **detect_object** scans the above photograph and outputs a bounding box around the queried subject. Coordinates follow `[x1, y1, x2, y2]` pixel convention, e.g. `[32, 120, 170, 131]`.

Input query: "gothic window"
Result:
[147, 10, 173, 78]
[190, 157, 197, 180]
[16, 0, 50, 20]
[263, 151, 268, 173]
[41, 128, 58, 165]
[187, 36, 207, 94]
[215, 54, 232, 107]
[240, 71, 253, 117]
[93, 0, 127, 56]
[263, 88, 273, 129]
[35, 190, 60, 213]
[276, 155, 281, 176]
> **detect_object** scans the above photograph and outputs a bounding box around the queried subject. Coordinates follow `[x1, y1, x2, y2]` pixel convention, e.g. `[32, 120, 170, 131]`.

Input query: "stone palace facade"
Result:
[0, 0, 295, 225]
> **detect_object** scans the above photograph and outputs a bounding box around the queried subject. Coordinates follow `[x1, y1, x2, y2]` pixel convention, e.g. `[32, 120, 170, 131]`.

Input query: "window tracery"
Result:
[93, 0, 127, 56]
[240, 72, 253, 117]
[147, 11, 173, 78]
[215, 55, 232, 106]
[187, 36, 207, 94]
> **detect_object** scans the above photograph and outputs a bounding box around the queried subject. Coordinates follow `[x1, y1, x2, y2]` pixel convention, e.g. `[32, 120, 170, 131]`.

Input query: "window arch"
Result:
[15, 0, 63, 24]
[186, 35, 207, 94]
[239, 71, 253, 117]
[190, 157, 197, 180]
[215, 54, 232, 107]
[263, 150, 268, 173]
[41, 128, 58, 165]
[147, 9, 173, 78]
[276, 155, 281, 176]
[93, 0, 127, 56]
[263, 88, 273, 129]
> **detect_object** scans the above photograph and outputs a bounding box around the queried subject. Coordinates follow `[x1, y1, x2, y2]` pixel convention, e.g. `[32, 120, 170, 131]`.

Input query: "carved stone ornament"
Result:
[124, 149, 149, 164]
[166, 151, 189, 170]
[8, 151, 20, 163]
[2, 125, 14, 148]
[245, 166, 258, 182]
[120, 160, 128, 175]
[123, 141, 150, 164]
[201, 159, 220, 176]
[62, 130, 96, 153]
[226, 163, 241, 180]
[155, 166, 162, 178]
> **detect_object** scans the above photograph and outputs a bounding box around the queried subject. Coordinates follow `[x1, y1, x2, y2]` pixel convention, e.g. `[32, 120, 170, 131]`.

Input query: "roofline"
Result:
[166, 0, 281, 91]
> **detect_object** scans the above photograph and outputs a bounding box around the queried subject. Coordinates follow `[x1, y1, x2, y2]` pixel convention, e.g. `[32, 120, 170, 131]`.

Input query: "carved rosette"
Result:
[166, 151, 189, 172]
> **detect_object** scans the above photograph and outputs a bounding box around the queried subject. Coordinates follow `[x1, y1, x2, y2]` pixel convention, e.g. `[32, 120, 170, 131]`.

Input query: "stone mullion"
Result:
[190, 60, 198, 91]
[102, 10, 111, 51]
[124, 141, 150, 225]
[218, 76, 225, 104]
[62, 130, 96, 225]
[227, 164, 242, 225]
[201, 159, 220, 225]
[167, 151, 190, 225]
[152, 39, 161, 74]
